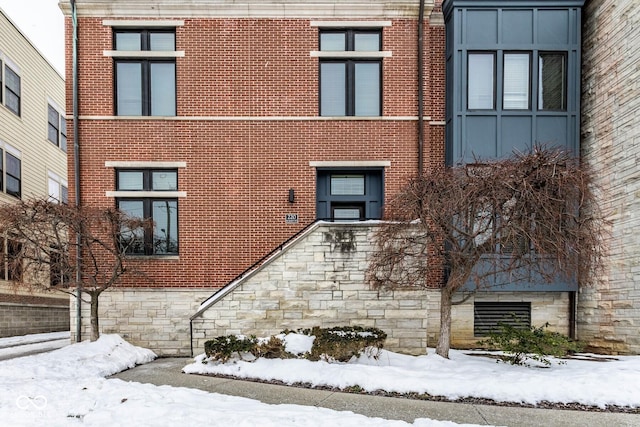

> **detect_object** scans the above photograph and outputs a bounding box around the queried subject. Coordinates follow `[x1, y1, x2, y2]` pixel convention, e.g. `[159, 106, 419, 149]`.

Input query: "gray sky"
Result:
[0, 0, 65, 75]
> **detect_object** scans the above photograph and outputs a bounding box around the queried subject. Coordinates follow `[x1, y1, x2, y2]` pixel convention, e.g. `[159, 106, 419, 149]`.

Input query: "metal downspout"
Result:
[70, 0, 82, 342]
[418, 0, 425, 176]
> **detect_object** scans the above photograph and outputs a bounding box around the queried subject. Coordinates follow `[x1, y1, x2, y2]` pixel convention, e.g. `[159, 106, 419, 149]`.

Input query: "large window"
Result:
[467, 51, 566, 111]
[3, 63, 21, 116]
[116, 169, 178, 255]
[47, 104, 67, 151]
[114, 29, 176, 116]
[319, 29, 382, 116]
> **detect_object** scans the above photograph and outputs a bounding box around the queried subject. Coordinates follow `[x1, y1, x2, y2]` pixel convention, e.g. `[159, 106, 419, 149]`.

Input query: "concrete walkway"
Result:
[111, 357, 640, 427]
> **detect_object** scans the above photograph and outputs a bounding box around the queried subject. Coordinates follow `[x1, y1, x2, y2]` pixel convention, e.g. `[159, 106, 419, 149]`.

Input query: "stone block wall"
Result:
[193, 223, 430, 355]
[70, 288, 212, 356]
[579, 0, 640, 354]
[428, 292, 571, 348]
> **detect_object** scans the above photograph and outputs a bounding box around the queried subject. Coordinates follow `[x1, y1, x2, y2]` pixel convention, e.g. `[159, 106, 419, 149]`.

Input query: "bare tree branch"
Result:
[367, 146, 606, 358]
[0, 198, 149, 341]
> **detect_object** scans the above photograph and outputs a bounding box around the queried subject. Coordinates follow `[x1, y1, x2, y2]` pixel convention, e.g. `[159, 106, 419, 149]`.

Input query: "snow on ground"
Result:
[184, 332, 640, 409]
[0, 334, 477, 427]
[0, 331, 70, 361]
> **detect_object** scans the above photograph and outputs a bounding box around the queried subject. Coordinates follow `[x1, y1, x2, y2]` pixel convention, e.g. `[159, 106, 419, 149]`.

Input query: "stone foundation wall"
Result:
[70, 288, 212, 356]
[427, 292, 571, 348]
[193, 223, 430, 355]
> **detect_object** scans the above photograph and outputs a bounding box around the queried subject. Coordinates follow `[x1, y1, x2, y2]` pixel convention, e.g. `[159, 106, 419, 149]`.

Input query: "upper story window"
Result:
[115, 169, 179, 255]
[467, 51, 566, 112]
[113, 29, 176, 116]
[47, 104, 67, 152]
[48, 171, 68, 204]
[1, 61, 21, 116]
[319, 29, 382, 117]
[0, 147, 22, 199]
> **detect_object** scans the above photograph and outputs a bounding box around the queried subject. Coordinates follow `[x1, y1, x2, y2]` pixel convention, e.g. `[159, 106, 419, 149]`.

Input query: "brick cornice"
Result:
[60, 1, 434, 19]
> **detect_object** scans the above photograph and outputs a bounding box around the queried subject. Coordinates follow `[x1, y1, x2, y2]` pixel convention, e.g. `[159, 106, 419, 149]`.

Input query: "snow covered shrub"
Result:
[253, 336, 295, 359]
[480, 320, 582, 366]
[306, 326, 387, 362]
[204, 335, 258, 362]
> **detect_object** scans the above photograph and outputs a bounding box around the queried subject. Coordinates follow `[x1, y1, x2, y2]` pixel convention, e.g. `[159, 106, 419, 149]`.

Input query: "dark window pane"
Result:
[48, 104, 59, 127]
[468, 53, 494, 110]
[6, 154, 20, 178]
[118, 200, 145, 254]
[320, 33, 345, 51]
[152, 171, 177, 190]
[355, 62, 380, 116]
[6, 176, 20, 198]
[150, 33, 175, 51]
[5, 92, 20, 115]
[7, 240, 22, 281]
[320, 63, 346, 116]
[117, 171, 144, 190]
[116, 33, 141, 50]
[538, 53, 566, 110]
[503, 53, 529, 109]
[152, 200, 178, 254]
[116, 62, 142, 115]
[48, 124, 59, 145]
[5, 66, 20, 93]
[354, 33, 380, 51]
[150, 63, 176, 116]
[61, 186, 68, 204]
[60, 117, 67, 151]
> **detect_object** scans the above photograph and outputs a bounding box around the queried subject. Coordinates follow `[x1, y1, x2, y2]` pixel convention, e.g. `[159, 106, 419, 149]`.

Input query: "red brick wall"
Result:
[66, 16, 446, 288]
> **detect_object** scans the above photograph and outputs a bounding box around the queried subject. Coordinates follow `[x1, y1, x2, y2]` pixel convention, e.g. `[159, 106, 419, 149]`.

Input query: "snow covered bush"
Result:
[204, 326, 387, 364]
[204, 335, 258, 362]
[306, 326, 387, 362]
[480, 320, 582, 366]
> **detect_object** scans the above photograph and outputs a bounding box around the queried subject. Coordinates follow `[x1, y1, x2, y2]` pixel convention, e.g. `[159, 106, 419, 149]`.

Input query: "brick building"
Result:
[60, 0, 446, 354]
[60, 0, 640, 356]
[0, 8, 69, 337]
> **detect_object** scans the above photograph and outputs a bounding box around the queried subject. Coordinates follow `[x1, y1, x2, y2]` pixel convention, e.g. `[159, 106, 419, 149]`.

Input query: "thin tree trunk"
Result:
[90, 292, 100, 341]
[435, 285, 454, 358]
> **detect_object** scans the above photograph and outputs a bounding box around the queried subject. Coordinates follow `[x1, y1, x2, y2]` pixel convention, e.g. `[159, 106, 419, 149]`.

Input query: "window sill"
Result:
[104, 50, 185, 58]
[106, 190, 187, 198]
[310, 50, 391, 58]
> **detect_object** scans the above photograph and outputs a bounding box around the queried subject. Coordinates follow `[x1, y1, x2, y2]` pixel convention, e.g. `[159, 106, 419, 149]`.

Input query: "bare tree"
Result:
[367, 147, 604, 358]
[0, 199, 148, 341]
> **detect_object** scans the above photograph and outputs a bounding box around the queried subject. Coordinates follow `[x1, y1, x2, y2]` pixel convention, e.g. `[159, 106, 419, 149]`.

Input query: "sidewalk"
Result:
[0, 331, 70, 361]
[111, 357, 640, 427]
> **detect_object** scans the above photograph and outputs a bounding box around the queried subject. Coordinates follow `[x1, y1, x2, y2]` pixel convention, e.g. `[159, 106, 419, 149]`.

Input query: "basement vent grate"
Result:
[473, 302, 531, 337]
